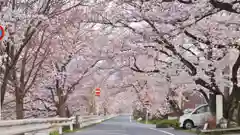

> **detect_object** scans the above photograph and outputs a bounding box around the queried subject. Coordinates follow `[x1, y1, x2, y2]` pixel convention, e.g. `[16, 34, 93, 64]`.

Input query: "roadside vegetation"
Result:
[49, 126, 81, 135]
[133, 109, 180, 129]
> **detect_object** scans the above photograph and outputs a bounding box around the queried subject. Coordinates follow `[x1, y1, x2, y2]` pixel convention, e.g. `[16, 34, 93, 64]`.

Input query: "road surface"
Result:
[67, 115, 196, 135]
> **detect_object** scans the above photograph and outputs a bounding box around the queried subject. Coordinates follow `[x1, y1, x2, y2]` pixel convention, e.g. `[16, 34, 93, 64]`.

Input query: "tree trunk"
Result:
[237, 103, 240, 125]
[104, 107, 107, 116]
[57, 101, 66, 117]
[209, 93, 216, 116]
[226, 85, 240, 124]
[223, 87, 230, 119]
[58, 105, 66, 117]
[89, 104, 95, 115]
[66, 106, 71, 118]
[15, 88, 25, 135]
[1, 72, 10, 106]
[15, 88, 24, 119]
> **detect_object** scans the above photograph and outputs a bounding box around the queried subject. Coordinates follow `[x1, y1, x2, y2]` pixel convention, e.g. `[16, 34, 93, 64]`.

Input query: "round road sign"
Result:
[0, 25, 5, 40]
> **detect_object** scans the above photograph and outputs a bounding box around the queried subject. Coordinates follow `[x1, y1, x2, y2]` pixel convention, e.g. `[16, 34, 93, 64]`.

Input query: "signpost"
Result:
[143, 92, 152, 124]
[0, 25, 5, 41]
[95, 87, 100, 96]
[144, 101, 150, 124]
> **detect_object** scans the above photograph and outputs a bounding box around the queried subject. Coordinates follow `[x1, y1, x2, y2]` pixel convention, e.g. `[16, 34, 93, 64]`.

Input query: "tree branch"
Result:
[210, 0, 240, 14]
[194, 77, 222, 95]
[130, 55, 161, 73]
[144, 45, 171, 57]
[195, 88, 210, 103]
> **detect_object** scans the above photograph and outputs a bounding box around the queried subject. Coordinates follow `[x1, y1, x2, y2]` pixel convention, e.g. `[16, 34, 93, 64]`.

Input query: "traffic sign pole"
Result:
[146, 110, 148, 124]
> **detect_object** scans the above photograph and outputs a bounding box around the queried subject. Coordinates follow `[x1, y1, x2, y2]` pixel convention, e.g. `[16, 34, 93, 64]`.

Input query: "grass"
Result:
[138, 119, 162, 124]
[133, 116, 163, 125]
[49, 131, 59, 135]
[49, 126, 81, 135]
[155, 119, 180, 129]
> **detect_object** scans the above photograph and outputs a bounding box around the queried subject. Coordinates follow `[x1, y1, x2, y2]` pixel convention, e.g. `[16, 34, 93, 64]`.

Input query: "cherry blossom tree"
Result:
[0, 0, 90, 119]
[73, 0, 240, 123]
[11, 29, 50, 119]
[1, 0, 239, 122]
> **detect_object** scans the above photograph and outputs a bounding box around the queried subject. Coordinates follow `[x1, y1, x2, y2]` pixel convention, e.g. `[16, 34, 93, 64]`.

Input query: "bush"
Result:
[49, 131, 59, 135]
[49, 126, 80, 135]
[150, 119, 157, 124]
[149, 119, 162, 124]
[156, 119, 180, 129]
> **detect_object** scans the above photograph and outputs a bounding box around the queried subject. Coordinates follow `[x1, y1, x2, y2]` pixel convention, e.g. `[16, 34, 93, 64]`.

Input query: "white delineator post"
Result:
[216, 95, 223, 124]
[59, 126, 63, 135]
[70, 120, 73, 131]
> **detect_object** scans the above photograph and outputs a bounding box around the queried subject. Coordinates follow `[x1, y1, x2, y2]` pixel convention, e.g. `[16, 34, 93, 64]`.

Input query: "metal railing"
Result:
[0, 114, 117, 135]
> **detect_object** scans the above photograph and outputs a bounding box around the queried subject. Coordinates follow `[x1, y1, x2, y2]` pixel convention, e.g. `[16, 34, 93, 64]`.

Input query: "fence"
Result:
[0, 114, 117, 135]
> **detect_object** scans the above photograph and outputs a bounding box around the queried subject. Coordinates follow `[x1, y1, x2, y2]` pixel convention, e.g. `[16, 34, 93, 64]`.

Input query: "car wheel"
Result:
[183, 120, 194, 129]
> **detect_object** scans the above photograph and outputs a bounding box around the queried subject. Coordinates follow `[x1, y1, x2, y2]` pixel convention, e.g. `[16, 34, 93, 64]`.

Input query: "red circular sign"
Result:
[95, 88, 100, 96]
[0, 25, 5, 40]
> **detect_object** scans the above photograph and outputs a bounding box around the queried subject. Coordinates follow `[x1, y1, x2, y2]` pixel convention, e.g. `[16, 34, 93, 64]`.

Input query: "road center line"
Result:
[106, 133, 129, 135]
[150, 128, 175, 135]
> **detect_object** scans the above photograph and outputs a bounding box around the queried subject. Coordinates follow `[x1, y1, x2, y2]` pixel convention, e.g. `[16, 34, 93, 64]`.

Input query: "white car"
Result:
[179, 104, 211, 129]
[183, 108, 194, 114]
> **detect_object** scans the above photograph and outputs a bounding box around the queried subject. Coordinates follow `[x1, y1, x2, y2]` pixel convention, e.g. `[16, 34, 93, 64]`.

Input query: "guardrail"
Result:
[0, 114, 117, 135]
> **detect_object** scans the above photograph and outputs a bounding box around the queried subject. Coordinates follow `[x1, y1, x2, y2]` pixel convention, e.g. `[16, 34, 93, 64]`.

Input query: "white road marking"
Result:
[80, 130, 126, 132]
[106, 133, 129, 135]
[150, 128, 175, 135]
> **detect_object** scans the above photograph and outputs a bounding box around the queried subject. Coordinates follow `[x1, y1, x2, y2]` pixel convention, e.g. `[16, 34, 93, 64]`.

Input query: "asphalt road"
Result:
[67, 115, 196, 135]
